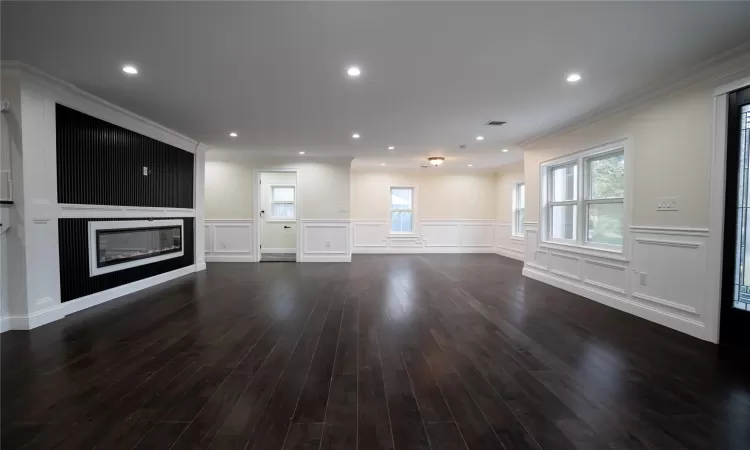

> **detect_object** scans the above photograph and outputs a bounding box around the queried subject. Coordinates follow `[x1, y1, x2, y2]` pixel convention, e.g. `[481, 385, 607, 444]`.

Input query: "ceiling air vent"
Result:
[486, 121, 506, 126]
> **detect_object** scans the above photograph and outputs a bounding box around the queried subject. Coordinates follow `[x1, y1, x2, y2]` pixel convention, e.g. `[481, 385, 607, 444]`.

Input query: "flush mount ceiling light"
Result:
[387, 146, 395, 150]
[566, 72, 582, 83]
[352, 133, 360, 139]
[468, 164, 473, 167]
[502, 148, 509, 152]
[122, 65, 138, 75]
[428, 157, 445, 167]
[381, 163, 386, 166]
[347, 66, 361, 77]
[476, 136, 484, 141]
[299, 151, 305, 155]
[229, 132, 238, 137]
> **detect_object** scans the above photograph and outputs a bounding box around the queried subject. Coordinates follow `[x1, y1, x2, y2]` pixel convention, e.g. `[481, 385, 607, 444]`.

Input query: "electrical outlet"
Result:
[325, 241, 331, 248]
[143, 166, 149, 176]
[339, 206, 348, 213]
[656, 197, 678, 211]
[639, 272, 647, 286]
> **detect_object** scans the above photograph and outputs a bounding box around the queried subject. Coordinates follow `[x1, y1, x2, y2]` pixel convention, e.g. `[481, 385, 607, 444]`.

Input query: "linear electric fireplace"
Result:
[88, 219, 185, 276]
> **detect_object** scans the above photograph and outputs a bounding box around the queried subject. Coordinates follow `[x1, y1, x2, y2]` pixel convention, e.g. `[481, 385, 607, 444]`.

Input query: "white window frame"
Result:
[389, 185, 416, 235]
[540, 138, 629, 257]
[269, 184, 296, 222]
[512, 182, 525, 237]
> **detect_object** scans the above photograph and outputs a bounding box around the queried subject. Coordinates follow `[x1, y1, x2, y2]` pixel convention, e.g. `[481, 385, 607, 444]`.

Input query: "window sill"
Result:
[388, 233, 417, 238]
[539, 240, 628, 262]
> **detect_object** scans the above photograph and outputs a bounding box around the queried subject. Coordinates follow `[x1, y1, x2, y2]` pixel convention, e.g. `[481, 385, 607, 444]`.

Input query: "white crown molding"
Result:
[1, 60, 199, 150]
[519, 41, 750, 147]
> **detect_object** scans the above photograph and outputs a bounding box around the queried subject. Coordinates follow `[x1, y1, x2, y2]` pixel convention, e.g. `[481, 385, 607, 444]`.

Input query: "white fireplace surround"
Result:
[88, 219, 185, 276]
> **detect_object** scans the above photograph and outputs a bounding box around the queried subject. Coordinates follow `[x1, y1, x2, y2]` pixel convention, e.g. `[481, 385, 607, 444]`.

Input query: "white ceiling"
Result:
[3, 1, 750, 170]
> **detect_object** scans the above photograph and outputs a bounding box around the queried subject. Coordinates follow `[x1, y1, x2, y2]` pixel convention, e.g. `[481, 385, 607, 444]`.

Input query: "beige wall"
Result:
[259, 171, 297, 250]
[205, 154, 352, 220]
[494, 161, 525, 222]
[523, 83, 716, 228]
[350, 170, 496, 220]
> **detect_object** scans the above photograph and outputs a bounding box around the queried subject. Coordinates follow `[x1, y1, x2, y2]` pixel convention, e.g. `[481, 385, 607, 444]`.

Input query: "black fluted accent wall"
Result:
[58, 218, 195, 303]
[56, 104, 194, 208]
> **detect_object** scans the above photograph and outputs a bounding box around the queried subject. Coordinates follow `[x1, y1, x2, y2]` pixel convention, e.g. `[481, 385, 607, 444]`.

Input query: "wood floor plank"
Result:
[1, 256, 747, 450]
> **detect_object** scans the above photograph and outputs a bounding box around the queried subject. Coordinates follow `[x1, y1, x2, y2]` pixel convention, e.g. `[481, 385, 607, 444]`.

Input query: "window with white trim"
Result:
[390, 187, 414, 233]
[543, 142, 625, 251]
[270, 185, 296, 220]
[513, 183, 525, 236]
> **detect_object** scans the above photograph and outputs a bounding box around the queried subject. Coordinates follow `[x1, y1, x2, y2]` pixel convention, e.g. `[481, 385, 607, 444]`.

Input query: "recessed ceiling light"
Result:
[468, 164, 473, 167]
[299, 151, 306, 155]
[567, 73, 582, 83]
[502, 148, 509, 152]
[352, 133, 360, 139]
[229, 132, 238, 137]
[347, 66, 361, 77]
[381, 163, 386, 166]
[122, 65, 138, 75]
[476, 136, 484, 141]
[387, 146, 395, 150]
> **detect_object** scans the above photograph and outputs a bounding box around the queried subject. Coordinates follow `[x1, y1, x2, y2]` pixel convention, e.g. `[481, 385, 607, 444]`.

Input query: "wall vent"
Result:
[486, 121, 506, 126]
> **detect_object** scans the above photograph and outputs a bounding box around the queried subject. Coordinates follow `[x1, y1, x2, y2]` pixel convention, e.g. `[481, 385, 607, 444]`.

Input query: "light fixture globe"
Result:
[428, 157, 445, 167]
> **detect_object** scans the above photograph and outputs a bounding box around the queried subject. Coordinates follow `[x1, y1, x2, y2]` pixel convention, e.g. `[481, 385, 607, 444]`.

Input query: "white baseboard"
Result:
[1, 315, 12, 332]
[301, 255, 352, 262]
[196, 261, 207, 271]
[522, 266, 707, 341]
[261, 248, 296, 254]
[206, 255, 255, 263]
[352, 247, 496, 255]
[60, 265, 197, 317]
[6, 305, 65, 330]
[496, 246, 525, 261]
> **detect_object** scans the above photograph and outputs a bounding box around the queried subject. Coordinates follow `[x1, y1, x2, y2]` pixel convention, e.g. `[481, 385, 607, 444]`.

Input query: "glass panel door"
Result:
[721, 86, 750, 351]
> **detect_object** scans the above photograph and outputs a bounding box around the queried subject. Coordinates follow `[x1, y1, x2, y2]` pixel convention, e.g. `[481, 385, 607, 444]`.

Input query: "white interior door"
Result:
[259, 172, 297, 255]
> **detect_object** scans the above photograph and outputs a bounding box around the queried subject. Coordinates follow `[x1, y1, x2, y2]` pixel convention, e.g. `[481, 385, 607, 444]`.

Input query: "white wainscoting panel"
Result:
[351, 219, 499, 254]
[522, 225, 712, 341]
[205, 219, 255, 262]
[461, 223, 494, 248]
[494, 223, 525, 261]
[300, 219, 351, 262]
[422, 223, 461, 248]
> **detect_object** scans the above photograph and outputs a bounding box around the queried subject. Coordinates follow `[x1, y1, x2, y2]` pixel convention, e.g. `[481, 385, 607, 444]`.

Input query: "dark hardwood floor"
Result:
[2, 254, 749, 449]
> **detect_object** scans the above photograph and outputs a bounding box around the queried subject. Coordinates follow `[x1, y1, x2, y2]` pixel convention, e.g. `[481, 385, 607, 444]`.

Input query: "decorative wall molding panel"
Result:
[522, 224, 712, 341]
[352, 219, 500, 254]
[300, 219, 351, 262]
[205, 219, 255, 262]
[495, 222, 525, 261]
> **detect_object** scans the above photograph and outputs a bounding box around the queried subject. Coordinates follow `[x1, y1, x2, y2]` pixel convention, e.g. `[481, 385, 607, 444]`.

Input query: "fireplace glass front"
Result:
[96, 226, 182, 268]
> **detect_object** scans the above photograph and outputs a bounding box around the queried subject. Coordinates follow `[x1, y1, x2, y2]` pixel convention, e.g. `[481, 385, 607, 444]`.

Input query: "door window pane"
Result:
[587, 203, 623, 246]
[272, 187, 295, 202]
[515, 210, 524, 235]
[550, 205, 576, 240]
[589, 153, 625, 199]
[551, 165, 577, 201]
[272, 203, 295, 218]
[518, 184, 525, 208]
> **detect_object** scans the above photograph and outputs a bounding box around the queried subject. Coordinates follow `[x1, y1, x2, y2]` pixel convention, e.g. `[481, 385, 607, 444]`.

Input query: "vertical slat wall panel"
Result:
[58, 217, 195, 303]
[56, 104, 194, 208]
